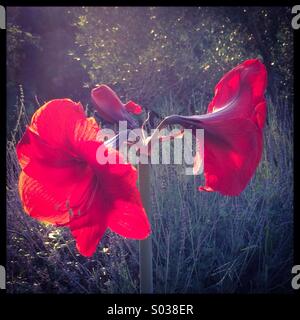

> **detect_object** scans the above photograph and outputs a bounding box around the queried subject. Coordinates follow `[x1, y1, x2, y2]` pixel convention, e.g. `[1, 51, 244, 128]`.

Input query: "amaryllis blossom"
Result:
[17, 99, 150, 257]
[164, 59, 267, 196]
[91, 84, 142, 128]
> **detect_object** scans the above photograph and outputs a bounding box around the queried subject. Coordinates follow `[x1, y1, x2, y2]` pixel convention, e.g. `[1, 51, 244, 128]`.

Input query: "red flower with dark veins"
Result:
[164, 59, 267, 196]
[17, 99, 150, 257]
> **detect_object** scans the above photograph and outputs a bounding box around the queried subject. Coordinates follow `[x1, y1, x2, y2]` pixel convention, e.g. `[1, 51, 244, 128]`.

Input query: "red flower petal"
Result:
[104, 164, 150, 239]
[164, 59, 267, 196]
[29, 99, 86, 149]
[125, 100, 143, 115]
[18, 151, 97, 227]
[17, 127, 77, 172]
[207, 59, 267, 118]
[75, 140, 151, 239]
[67, 141, 150, 255]
[200, 118, 263, 195]
[252, 101, 267, 130]
[18, 171, 70, 225]
[17, 126, 97, 213]
[17, 98, 150, 256]
[67, 157, 150, 256]
[108, 202, 151, 239]
[68, 189, 109, 257]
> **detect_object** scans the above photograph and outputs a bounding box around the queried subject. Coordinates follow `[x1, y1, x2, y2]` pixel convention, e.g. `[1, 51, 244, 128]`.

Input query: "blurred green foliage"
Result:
[7, 6, 293, 127]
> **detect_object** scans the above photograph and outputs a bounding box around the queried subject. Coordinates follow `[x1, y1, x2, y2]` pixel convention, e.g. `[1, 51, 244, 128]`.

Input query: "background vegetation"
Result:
[6, 6, 293, 293]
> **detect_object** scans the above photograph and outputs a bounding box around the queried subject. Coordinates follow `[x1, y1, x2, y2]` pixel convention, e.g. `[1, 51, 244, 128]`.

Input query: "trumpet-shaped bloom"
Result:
[164, 59, 267, 196]
[17, 99, 150, 257]
[91, 84, 142, 128]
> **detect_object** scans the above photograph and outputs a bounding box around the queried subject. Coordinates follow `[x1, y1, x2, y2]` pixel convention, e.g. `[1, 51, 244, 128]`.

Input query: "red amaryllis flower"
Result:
[91, 84, 142, 128]
[17, 99, 150, 257]
[164, 59, 267, 196]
